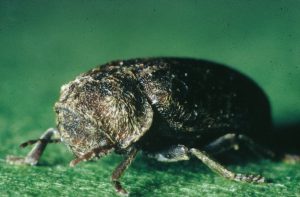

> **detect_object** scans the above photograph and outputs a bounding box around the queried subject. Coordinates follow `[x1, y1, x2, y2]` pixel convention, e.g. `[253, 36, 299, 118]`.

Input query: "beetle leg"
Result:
[237, 134, 275, 158]
[282, 154, 300, 164]
[149, 144, 265, 183]
[189, 148, 265, 183]
[147, 144, 265, 183]
[203, 133, 274, 158]
[19, 139, 60, 148]
[6, 128, 60, 166]
[146, 145, 190, 162]
[69, 145, 114, 167]
[111, 147, 138, 195]
[203, 133, 239, 155]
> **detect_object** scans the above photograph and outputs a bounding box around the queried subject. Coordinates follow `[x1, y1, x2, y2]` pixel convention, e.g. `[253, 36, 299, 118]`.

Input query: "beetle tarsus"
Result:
[233, 173, 265, 183]
[113, 180, 128, 196]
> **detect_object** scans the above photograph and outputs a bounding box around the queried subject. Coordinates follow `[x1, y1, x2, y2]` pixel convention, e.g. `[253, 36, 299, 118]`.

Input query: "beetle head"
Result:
[55, 74, 153, 157]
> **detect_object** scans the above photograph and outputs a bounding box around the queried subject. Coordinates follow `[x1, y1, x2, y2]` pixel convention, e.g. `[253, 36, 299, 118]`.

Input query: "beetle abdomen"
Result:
[130, 58, 271, 138]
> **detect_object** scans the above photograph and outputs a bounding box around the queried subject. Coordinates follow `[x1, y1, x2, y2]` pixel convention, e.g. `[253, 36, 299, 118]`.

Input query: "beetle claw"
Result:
[234, 173, 265, 183]
[69, 158, 80, 167]
[113, 180, 128, 196]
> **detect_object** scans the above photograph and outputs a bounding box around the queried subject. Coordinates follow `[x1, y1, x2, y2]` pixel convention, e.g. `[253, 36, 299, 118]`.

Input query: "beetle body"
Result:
[7, 58, 273, 194]
[55, 57, 271, 156]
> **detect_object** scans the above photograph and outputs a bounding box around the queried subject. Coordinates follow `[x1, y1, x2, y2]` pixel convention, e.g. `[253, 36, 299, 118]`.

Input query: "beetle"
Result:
[7, 57, 274, 195]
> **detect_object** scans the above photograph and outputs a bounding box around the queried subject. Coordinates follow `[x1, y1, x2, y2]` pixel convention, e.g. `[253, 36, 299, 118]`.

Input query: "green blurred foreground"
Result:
[1, 149, 300, 196]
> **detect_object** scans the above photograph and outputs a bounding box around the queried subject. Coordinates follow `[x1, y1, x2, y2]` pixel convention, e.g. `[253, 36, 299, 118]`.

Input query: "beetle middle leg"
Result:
[148, 144, 265, 183]
[6, 128, 60, 166]
[203, 133, 275, 158]
[70, 146, 138, 195]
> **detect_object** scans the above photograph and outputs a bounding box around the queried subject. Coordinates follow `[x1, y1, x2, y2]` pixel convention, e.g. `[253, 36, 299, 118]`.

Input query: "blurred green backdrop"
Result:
[0, 0, 299, 196]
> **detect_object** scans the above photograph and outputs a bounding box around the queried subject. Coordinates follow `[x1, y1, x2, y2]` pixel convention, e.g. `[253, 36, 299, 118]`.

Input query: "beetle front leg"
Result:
[69, 145, 114, 167]
[189, 148, 265, 183]
[111, 148, 138, 195]
[6, 128, 60, 166]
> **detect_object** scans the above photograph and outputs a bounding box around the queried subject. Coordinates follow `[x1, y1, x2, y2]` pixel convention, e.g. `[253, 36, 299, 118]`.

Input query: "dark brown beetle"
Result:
[7, 57, 274, 195]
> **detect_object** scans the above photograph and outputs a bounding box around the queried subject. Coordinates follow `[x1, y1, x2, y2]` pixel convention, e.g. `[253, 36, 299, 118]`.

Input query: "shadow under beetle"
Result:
[7, 57, 275, 195]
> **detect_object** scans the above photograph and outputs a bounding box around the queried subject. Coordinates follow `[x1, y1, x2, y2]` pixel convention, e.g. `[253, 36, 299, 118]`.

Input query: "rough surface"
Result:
[1, 152, 300, 196]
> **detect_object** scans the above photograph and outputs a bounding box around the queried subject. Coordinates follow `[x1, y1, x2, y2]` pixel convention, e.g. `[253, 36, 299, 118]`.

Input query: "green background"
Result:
[0, 0, 299, 196]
